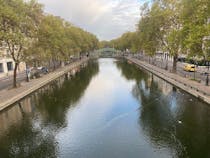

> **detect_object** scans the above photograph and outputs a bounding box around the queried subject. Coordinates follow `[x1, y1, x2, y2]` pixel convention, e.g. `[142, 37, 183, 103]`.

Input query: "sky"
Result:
[37, 0, 146, 41]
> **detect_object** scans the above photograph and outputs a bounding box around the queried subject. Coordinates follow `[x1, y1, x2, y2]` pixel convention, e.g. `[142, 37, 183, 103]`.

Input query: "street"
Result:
[0, 71, 26, 90]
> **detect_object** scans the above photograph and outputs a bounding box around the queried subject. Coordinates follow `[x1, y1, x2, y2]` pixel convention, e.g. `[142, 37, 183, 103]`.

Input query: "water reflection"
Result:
[117, 60, 210, 158]
[0, 59, 210, 158]
[0, 60, 99, 158]
[36, 61, 99, 129]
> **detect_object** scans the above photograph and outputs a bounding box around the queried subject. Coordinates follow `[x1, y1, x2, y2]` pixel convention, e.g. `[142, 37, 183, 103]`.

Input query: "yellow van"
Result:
[183, 64, 196, 72]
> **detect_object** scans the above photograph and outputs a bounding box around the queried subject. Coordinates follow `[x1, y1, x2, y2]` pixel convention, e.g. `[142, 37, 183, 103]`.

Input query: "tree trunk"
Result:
[13, 62, 19, 88]
[172, 54, 178, 73]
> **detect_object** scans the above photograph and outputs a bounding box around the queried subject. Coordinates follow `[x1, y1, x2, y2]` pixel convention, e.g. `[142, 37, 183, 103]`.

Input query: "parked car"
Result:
[31, 66, 49, 78]
[183, 64, 196, 72]
[38, 66, 49, 74]
[30, 68, 41, 78]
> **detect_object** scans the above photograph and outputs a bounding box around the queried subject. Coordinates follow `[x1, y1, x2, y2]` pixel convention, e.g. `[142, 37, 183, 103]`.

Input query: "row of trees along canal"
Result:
[100, 0, 210, 73]
[0, 0, 99, 88]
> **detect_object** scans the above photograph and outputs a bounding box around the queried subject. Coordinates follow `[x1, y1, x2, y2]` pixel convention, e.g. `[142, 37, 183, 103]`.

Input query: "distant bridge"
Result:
[96, 48, 120, 57]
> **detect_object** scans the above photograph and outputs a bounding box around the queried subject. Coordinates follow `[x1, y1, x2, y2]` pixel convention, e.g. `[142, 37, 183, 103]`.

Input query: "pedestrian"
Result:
[26, 66, 31, 82]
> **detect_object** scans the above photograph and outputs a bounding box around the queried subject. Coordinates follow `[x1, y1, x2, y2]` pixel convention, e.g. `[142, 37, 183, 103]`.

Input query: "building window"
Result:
[0, 63, 3, 73]
[7, 62, 13, 71]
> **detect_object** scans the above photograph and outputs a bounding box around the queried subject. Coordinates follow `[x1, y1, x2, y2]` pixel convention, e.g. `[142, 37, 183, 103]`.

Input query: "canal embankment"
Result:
[0, 58, 89, 112]
[126, 57, 210, 105]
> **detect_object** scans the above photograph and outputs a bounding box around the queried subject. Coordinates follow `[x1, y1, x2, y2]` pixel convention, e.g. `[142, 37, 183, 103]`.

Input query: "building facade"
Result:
[0, 43, 26, 79]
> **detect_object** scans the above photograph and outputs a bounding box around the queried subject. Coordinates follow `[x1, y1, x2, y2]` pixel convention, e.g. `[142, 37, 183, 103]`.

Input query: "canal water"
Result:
[0, 58, 210, 158]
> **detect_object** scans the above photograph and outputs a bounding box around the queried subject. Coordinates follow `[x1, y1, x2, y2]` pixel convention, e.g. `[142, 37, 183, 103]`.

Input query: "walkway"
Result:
[0, 58, 88, 111]
[127, 57, 210, 105]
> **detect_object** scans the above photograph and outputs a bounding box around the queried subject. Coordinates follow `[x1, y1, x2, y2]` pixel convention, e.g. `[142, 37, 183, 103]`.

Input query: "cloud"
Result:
[38, 0, 145, 40]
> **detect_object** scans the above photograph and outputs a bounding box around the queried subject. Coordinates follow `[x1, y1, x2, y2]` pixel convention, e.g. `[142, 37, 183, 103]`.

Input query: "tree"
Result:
[33, 15, 99, 68]
[104, 32, 139, 53]
[138, 0, 183, 72]
[0, 0, 43, 87]
[138, 0, 209, 72]
[0, 0, 99, 88]
[101, 0, 209, 73]
[181, 0, 210, 61]
[138, 2, 161, 56]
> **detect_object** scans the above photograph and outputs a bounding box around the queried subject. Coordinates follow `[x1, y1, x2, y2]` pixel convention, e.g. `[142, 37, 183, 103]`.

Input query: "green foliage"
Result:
[181, 0, 210, 59]
[0, 0, 99, 87]
[0, 0, 99, 63]
[32, 15, 99, 62]
[0, 0, 43, 61]
[103, 32, 139, 53]
[104, 0, 209, 72]
[0, 0, 43, 87]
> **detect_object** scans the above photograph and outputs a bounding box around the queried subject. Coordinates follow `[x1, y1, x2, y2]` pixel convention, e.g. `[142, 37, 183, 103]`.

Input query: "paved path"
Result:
[0, 58, 88, 112]
[127, 57, 210, 105]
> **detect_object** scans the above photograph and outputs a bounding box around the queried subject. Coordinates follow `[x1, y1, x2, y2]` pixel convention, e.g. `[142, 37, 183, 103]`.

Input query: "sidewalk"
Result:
[127, 57, 210, 104]
[0, 58, 88, 111]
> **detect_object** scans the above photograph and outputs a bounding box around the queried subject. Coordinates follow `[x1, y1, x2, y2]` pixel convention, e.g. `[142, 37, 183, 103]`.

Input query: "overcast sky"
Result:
[37, 0, 146, 41]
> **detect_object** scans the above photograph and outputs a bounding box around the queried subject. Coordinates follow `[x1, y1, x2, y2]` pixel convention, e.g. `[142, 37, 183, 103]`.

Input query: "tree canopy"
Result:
[0, 0, 99, 87]
[102, 0, 210, 72]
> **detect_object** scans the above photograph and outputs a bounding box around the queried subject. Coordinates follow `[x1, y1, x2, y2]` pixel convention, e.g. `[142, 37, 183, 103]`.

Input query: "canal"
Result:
[0, 58, 210, 158]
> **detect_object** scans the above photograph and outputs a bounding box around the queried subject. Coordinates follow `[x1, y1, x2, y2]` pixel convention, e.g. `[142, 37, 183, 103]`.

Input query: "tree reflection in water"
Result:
[117, 60, 210, 158]
[0, 60, 99, 158]
[36, 60, 99, 129]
